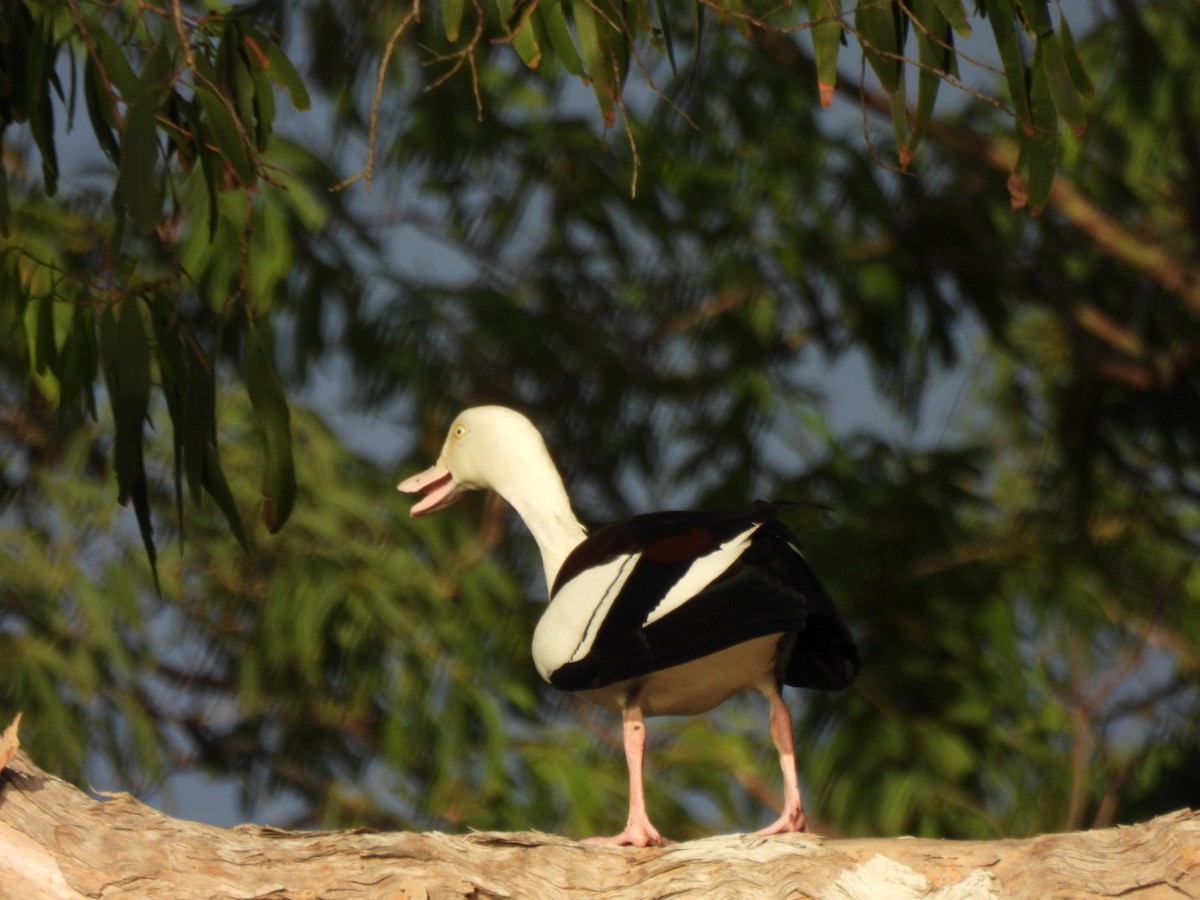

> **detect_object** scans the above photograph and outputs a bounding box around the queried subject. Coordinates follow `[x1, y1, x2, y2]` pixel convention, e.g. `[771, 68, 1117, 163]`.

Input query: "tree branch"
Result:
[2, 749, 1197, 899]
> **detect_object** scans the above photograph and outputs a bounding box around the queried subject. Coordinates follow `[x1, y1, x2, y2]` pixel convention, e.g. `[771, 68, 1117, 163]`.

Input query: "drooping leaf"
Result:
[203, 446, 250, 550]
[808, 0, 844, 107]
[982, 0, 1032, 134]
[540, 0, 584, 76]
[57, 302, 99, 421]
[653, 0, 677, 77]
[84, 25, 140, 96]
[573, 0, 622, 126]
[1013, 0, 1051, 35]
[129, 459, 159, 594]
[33, 294, 56, 377]
[113, 297, 151, 507]
[196, 80, 256, 187]
[182, 353, 212, 512]
[24, 15, 59, 195]
[83, 55, 120, 164]
[245, 35, 276, 151]
[1039, 31, 1086, 135]
[856, 0, 909, 158]
[0, 159, 8, 236]
[114, 88, 162, 233]
[441, 0, 466, 43]
[140, 37, 175, 90]
[1018, 40, 1059, 211]
[497, 0, 543, 70]
[1058, 17, 1094, 99]
[929, 0, 970, 38]
[148, 298, 188, 542]
[259, 30, 311, 110]
[184, 97, 221, 241]
[855, 0, 903, 94]
[218, 19, 259, 155]
[910, 0, 954, 153]
[107, 296, 158, 590]
[244, 318, 296, 533]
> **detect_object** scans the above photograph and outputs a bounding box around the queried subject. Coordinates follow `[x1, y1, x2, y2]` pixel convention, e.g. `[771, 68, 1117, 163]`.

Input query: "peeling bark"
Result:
[1, 750, 1197, 899]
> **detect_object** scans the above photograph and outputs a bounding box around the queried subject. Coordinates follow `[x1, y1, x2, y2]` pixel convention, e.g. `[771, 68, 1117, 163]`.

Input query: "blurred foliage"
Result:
[1, 0, 1199, 843]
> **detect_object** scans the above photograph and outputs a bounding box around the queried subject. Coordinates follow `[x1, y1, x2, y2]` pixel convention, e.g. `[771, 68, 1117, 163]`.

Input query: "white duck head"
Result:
[398, 406, 588, 592]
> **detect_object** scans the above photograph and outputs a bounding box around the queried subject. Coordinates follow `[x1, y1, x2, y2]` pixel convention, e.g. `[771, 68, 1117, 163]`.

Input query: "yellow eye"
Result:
[452, 423, 467, 440]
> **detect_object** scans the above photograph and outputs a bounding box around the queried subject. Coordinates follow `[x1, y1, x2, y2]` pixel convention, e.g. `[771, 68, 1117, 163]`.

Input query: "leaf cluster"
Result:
[0, 2, 361, 587]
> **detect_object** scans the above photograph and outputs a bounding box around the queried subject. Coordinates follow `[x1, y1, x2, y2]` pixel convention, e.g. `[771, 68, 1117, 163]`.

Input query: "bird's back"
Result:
[536, 501, 860, 694]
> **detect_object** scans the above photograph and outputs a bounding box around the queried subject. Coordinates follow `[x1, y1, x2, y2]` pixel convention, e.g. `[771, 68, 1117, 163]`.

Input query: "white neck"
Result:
[494, 473, 587, 593]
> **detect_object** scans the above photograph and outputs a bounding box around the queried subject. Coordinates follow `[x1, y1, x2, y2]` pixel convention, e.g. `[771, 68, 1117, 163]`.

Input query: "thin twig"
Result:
[64, 0, 123, 128]
[331, 1, 422, 193]
[170, 0, 196, 72]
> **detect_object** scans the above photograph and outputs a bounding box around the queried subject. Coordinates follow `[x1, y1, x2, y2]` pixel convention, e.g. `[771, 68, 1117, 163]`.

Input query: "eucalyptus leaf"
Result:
[244, 319, 296, 533]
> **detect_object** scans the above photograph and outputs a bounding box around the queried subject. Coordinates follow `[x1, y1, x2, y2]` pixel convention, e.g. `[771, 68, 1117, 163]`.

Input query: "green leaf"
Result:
[130, 460, 159, 595]
[0, 253, 24, 341]
[573, 0, 621, 126]
[653, 0, 677, 77]
[1039, 31, 1086, 135]
[1058, 17, 1094, 99]
[98, 304, 118, 401]
[168, 317, 247, 551]
[58, 304, 99, 420]
[442, 0, 466, 42]
[259, 32, 311, 111]
[115, 88, 162, 233]
[140, 38, 175, 90]
[856, 0, 904, 94]
[1018, 40, 1058, 211]
[184, 98, 221, 241]
[856, 0, 910, 158]
[929, 0, 970, 38]
[0, 158, 8, 237]
[1, 0, 33, 125]
[808, 0, 843, 107]
[885, 87, 909, 164]
[83, 56, 121, 164]
[113, 297, 151, 508]
[247, 39, 276, 151]
[196, 81, 255, 187]
[34, 294, 56, 377]
[497, 0, 543, 69]
[540, 0, 584, 77]
[25, 17, 59, 195]
[148, 299, 188, 540]
[203, 445, 250, 551]
[1013, 0, 1051, 35]
[108, 296, 158, 590]
[218, 20, 260, 155]
[85, 26, 140, 97]
[244, 319, 296, 533]
[982, 0, 1032, 134]
[182, 357, 212, 511]
[910, 0, 953, 152]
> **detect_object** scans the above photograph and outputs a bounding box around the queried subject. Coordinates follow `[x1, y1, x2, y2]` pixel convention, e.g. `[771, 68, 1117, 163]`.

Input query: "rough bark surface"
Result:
[1, 750, 1197, 899]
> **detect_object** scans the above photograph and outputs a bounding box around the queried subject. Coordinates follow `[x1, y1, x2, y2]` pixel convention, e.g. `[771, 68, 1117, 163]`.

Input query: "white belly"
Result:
[579, 633, 786, 716]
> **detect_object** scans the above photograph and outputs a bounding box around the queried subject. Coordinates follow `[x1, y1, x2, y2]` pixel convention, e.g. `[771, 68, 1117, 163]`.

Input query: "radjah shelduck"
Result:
[398, 405, 859, 847]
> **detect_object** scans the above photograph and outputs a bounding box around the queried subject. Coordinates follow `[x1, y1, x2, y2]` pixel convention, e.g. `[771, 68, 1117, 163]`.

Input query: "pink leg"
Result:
[582, 706, 667, 847]
[755, 683, 808, 835]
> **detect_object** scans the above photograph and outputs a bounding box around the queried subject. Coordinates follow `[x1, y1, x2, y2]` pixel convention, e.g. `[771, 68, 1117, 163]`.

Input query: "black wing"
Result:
[547, 502, 859, 693]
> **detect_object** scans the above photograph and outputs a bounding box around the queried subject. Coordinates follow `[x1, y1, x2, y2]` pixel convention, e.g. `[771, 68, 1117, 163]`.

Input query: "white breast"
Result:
[531, 551, 642, 681]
